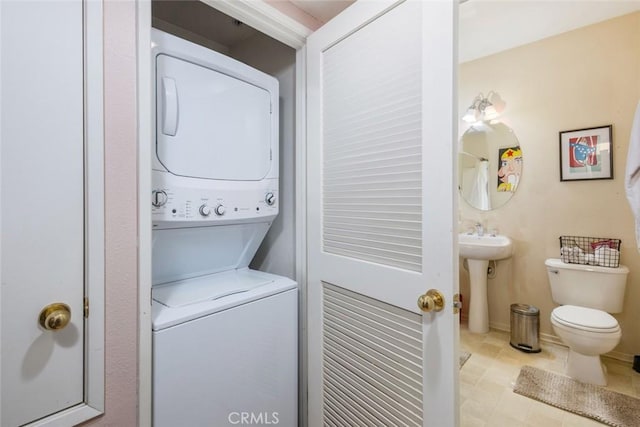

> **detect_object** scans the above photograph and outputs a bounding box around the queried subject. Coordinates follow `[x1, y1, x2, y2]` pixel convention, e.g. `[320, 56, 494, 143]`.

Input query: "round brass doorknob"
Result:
[417, 289, 445, 312]
[39, 303, 71, 330]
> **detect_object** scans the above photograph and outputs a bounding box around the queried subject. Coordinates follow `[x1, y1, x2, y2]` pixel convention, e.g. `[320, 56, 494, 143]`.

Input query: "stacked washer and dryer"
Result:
[150, 29, 298, 426]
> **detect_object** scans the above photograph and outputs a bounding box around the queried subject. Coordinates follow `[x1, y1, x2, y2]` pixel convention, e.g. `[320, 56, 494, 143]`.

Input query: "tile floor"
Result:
[459, 324, 640, 427]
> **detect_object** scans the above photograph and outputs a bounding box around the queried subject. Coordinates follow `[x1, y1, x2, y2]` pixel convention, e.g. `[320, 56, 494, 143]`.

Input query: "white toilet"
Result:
[545, 258, 629, 386]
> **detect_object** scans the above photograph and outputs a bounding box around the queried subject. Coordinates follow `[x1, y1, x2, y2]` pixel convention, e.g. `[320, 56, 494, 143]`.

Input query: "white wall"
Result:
[230, 33, 297, 280]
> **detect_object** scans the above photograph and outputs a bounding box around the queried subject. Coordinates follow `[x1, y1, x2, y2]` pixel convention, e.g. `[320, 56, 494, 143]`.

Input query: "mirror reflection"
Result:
[459, 122, 522, 211]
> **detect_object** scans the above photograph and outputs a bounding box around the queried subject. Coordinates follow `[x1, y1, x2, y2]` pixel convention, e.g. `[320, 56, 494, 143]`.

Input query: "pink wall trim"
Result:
[264, 0, 322, 30]
[81, 0, 139, 425]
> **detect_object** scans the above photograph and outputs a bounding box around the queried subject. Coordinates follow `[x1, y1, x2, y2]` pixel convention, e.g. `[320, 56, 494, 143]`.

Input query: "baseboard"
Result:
[606, 350, 634, 364]
[488, 320, 510, 333]
[485, 321, 633, 364]
[539, 330, 565, 347]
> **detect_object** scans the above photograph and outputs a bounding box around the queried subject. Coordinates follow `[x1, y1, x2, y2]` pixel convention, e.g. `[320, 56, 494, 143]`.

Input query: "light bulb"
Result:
[462, 107, 478, 123]
[483, 104, 498, 120]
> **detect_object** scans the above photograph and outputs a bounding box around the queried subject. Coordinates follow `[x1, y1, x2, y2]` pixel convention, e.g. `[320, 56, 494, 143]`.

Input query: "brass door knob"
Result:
[417, 289, 445, 312]
[39, 303, 71, 330]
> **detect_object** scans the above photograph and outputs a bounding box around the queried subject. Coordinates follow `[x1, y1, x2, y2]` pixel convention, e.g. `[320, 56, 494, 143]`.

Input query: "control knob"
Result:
[214, 204, 226, 216]
[199, 204, 211, 217]
[152, 190, 168, 207]
[265, 192, 276, 206]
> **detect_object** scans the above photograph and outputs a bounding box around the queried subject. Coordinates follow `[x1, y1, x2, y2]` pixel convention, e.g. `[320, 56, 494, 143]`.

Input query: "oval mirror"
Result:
[459, 122, 522, 211]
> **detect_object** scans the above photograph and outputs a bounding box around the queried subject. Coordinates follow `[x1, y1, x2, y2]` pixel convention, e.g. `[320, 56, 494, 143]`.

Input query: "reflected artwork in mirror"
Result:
[459, 122, 522, 211]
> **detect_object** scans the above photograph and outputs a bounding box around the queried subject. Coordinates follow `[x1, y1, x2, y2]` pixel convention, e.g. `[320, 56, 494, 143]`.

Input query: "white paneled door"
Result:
[307, 1, 459, 426]
[1, 1, 103, 426]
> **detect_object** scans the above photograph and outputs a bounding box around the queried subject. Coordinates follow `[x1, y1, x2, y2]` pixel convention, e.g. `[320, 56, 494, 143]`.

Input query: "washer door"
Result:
[156, 54, 273, 181]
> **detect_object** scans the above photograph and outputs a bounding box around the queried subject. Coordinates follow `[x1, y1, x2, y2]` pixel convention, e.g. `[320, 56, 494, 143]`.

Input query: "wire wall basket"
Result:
[559, 236, 621, 268]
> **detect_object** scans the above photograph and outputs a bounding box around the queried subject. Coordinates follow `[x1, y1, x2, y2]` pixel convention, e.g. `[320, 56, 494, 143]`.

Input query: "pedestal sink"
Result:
[459, 233, 513, 334]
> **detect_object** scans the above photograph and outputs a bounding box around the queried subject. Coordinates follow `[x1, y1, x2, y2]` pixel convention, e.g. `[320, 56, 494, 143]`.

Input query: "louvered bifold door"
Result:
[306, 1, 458, 426]
[321, 3, 422, 274]
[322, 283, 423, 427]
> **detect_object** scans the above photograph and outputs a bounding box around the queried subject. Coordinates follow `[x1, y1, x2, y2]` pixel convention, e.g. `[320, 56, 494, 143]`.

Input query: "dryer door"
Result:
[156, 54, 273, 181]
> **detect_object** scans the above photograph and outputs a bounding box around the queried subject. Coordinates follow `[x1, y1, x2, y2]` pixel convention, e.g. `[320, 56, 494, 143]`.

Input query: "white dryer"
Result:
[150, 29, 297, 427]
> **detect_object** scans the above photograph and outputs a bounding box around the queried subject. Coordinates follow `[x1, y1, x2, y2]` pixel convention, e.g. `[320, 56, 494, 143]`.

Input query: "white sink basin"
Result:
[459, 233, 513, 260]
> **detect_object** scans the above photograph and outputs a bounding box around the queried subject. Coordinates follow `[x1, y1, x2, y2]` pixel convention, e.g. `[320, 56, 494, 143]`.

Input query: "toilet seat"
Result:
[551, 305, 619, 333]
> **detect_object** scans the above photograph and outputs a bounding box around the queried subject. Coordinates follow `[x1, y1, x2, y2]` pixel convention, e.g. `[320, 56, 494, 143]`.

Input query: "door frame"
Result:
[137, 1, 153, 426]
[15, 0, 105, 425]
[136, 1, 310, 426]
[82, 0, 106, 418]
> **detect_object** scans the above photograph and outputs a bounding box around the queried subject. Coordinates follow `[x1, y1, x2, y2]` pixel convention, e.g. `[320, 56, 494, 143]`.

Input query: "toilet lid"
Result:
[552, 305, 619, 332]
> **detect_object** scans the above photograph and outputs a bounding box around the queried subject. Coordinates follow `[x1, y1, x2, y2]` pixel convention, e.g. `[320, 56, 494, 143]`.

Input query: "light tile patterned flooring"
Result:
[459, 324, 640, 427]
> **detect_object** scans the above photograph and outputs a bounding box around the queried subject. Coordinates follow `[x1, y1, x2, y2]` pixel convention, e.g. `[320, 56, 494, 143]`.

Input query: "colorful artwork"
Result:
[559, 125, 612, 181]
[497, 146, 522, 192]
[568, 135, 600, 172]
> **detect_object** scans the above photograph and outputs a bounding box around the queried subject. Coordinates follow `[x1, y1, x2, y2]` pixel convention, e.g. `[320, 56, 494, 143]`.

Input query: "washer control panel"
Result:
[198, 204, 212, 217]
[152, 186, 278, 223]
[152, 190, 169, 207]
[265, 192, 276, 206]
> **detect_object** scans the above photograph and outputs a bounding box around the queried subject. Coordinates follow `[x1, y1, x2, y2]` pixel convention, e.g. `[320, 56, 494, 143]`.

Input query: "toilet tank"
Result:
[545, 258, 629, 313]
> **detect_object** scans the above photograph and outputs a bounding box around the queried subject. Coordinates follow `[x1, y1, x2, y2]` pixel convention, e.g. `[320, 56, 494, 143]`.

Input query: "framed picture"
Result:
[559, 125, 613, 181]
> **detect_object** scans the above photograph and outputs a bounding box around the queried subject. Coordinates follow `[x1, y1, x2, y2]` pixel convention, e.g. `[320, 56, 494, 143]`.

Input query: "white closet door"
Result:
[0, 0, 103, 425]
[306, 1, 459, 426]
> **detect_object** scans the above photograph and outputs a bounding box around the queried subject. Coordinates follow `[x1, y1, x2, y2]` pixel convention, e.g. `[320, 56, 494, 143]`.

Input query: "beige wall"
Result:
[459, 12, 640, 359]
[82, 0, 139, 425]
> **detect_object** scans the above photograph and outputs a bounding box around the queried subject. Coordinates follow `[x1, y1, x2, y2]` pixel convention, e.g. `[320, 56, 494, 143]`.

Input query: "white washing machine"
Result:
[150, 29, 297, 427]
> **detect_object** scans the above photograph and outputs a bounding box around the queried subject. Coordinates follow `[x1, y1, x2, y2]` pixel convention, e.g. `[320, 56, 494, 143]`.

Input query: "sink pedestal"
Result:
[467, 259, 490, 334]
[459, 232, 513, 334]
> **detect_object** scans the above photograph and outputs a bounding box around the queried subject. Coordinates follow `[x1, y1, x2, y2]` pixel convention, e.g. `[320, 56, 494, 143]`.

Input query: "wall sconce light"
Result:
[462, 91, 504, 123]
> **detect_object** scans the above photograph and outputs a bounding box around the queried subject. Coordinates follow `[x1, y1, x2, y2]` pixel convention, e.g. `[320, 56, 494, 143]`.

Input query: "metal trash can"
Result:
[510, 303, 541, 353]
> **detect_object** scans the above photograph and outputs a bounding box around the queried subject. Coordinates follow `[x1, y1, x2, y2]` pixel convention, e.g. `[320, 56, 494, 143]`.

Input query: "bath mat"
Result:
[514, 365, 640, 427]
[459, 351, 471, 369]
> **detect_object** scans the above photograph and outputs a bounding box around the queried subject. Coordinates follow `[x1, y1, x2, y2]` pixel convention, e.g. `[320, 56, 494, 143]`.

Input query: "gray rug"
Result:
[459, 351, 471, 369]
[514, 365, 640, 427]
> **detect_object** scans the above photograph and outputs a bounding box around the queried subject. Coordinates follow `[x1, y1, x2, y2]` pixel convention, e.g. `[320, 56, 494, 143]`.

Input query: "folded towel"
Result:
[561, 246, 584, 264]
[626, 100, 640, 252]
[594, 247, 620, 267]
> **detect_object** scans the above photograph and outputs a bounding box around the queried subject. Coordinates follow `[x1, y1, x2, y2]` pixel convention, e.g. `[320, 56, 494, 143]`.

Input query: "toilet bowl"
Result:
[550, 305, 621, 385]
[545, 258, 628, 386]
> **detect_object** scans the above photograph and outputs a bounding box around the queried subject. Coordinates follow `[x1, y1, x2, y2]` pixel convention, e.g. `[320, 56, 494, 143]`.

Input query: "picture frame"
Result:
[559, 125, 613, 181]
